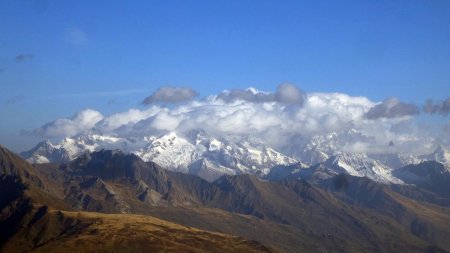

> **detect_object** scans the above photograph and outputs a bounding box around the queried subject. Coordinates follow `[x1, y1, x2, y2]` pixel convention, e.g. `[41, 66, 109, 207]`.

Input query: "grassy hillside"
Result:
[3, 208, 272, 253]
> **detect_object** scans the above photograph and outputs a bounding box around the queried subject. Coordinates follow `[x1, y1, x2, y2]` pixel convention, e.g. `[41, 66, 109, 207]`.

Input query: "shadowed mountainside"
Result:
[0, 146, 273, 253]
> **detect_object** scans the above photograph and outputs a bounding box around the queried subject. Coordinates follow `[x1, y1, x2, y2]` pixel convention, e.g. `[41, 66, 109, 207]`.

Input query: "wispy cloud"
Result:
[6, 95, 24, 105]
[107, 98, 119, 106]
[15, 54, 35, 63]
[66, 28, 88, 46]
[50, 89, 147, 99]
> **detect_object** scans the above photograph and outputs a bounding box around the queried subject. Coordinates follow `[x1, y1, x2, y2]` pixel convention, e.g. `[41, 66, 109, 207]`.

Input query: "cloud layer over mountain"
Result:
[423, 98, 450, 116]
[365, 98, 419, 119]
[31, 85, 449, 156]
[143, 87, 198, 104]
[33, 109, 103, 138]
[217, 83, 306, 105]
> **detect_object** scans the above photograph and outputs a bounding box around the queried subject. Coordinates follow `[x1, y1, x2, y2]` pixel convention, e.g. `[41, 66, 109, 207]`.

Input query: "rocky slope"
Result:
[0, 145, 274, 253]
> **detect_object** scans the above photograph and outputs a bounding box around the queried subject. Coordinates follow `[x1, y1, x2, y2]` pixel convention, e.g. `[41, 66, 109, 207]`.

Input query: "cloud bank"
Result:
[31, 84, 449, 156]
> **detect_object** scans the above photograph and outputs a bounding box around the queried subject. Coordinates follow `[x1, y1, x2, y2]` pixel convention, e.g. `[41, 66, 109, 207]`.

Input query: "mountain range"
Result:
[2, 143, 450, 252]
[21, 131, 450, 184]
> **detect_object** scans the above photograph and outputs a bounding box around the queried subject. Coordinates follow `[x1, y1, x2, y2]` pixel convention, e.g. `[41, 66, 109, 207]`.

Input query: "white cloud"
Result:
[34, 109, 103, 138]
[217, 83, 306, 105]
[31, 87, 449, 156]
[95, 107, 161, 132]
[139, 110, 182, 132]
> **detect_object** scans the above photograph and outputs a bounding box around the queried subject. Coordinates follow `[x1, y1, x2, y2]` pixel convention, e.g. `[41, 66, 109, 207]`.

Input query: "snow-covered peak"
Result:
[325, 152, 403, 184]
[21, 139, 69, 164]
[30, 139, 54, 152]
[133, 132, 198, 172]
[144, 132, 299, 179]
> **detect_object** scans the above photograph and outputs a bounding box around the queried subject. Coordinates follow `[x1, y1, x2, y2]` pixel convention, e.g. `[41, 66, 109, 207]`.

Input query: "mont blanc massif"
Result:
[2, 86, 450, 253]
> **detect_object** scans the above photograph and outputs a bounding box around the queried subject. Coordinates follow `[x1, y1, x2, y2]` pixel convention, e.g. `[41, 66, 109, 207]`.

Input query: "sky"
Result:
[0, 0, 449, 152]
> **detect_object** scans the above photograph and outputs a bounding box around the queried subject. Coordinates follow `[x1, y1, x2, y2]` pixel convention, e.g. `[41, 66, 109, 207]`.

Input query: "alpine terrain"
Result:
[2, 143, 450, 252]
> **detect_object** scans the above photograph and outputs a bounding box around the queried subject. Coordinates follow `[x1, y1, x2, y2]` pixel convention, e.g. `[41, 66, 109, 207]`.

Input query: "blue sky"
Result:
[1, 0, 449, 151]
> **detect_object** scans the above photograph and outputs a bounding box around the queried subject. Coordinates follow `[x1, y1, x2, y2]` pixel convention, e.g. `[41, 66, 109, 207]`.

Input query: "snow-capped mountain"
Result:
[266, 152, 406, 184]
[266, 152, 403, 184]
[265, 151, 430, 184]
[132, 132, 299, 180]
[271, 148, 450, 185]
[21, 134, 143, 163]
[22, 131, 298, 181]
[20, 140, 71, 163]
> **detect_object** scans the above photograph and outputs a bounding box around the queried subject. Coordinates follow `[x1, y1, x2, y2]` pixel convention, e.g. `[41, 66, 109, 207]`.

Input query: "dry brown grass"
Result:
[28, 210, 273, 253]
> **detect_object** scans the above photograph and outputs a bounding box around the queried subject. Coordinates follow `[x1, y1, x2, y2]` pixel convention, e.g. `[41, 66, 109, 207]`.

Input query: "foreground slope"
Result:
[3, 209, 272, 253]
